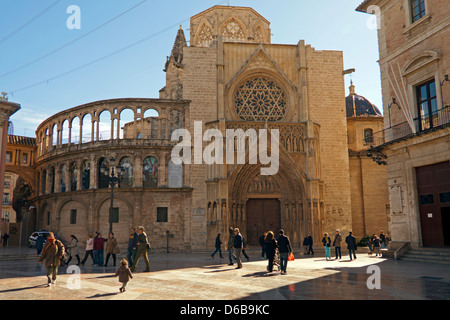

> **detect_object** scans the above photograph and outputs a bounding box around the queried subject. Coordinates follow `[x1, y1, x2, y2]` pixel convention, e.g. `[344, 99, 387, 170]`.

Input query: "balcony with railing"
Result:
[365, 105, 450, 147]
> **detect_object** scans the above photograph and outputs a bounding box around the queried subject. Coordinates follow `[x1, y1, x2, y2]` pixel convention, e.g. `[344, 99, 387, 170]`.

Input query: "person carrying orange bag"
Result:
[276, 229, 293, 275]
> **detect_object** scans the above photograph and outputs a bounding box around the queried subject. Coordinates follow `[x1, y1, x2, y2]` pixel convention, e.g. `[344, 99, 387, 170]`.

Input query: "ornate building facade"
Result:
[5, 5, 390, 250]
[357, 0, 450, 248]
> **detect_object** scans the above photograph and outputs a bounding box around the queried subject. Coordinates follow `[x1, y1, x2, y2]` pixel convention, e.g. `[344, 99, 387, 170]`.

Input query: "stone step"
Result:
[401, 257, 450, 265]
[400, 248, 450, 265]
[406, 250, 450, 257]
[403, 253, 450, 261]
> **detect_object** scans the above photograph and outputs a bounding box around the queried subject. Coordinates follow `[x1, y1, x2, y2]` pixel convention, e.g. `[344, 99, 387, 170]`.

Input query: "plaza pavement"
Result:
[0, 247, 449, 301]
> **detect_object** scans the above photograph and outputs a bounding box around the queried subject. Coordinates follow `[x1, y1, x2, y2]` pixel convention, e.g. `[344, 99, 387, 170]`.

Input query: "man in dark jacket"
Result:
[276, 229, 292, 274]
[306, 234, 314, 255]
[211, 233, 223, 259]
[345, 231, 357, 260]
[233, 228, 243, 269]
[127, 228, 139, 266]
[227, 227, 235, 266]
[259, 233, 267, 259]
[130, 226, 150, 272]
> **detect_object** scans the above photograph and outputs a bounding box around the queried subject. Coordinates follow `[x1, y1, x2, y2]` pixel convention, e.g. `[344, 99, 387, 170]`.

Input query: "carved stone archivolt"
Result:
[247, 175, 280, 194]
[226, 121, 305, 153]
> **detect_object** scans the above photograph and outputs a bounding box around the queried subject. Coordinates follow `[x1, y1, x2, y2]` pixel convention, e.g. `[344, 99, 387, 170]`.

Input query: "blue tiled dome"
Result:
[346, 82, 382, 118]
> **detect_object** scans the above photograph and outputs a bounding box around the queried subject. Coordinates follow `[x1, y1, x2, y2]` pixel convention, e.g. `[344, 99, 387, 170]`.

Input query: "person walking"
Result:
[276, 229, 292, 274]
[242, 236, 250, 262]
[368, 234, 375, 254]
[373, 235, 381, 256]
[233, 228, 243, 269]
[345, 231, 357, 261]
[2, 233, 9, 247]
[115, 259, 133, 293]
[259, 233, 267, 259]
[81, 234, 94, 265]
[105, 232, 119, 267]
[265, 231, 278, 272]
[38, 232, 65, 286]
[211, 233, 223, 259]
[127, 228, 139, 266]
[227, 227, 235, 266]
[306, 233, 314, 255]
[66, 235, 80, 265]
[379, 231, 386, 249]
[130, 226, 150, 272]
[36, 234, 45, 256]
[303, 236, 308, 255]
[93, 232, 107, 266]
[322, 233, 332, 261]
[385, 233, 390, 249]
[333, 229, 342, 260]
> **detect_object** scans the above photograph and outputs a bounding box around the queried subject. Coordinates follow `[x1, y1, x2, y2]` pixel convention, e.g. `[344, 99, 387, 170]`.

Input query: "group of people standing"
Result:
[319, 230, 358, 261]
[211, 228, 294, 274]
[36, 226, 151, 288]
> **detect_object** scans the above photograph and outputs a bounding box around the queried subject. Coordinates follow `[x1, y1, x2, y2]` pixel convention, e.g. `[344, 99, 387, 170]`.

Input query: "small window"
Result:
[364, 129, 374, 143]
[70, 209, 77, 225]
[47, 212, 51, 226]
[440, 192, 450, 204]
[5, 152, 12, 163]
[411, 0, 426, 23]
[110, 207, 119, 223]
[22, 153, 28, 164]
[157, 207, 168, 223]
[419, 194, 433, 205]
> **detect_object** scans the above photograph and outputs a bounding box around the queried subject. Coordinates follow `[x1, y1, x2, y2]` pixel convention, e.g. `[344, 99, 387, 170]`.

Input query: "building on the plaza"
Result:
[5, 5, 389, 250]
[0, 93, 21, 241]
[346, 81, 390, 239]
[356, 0, 450, 248]
[1, 135, 36, 245]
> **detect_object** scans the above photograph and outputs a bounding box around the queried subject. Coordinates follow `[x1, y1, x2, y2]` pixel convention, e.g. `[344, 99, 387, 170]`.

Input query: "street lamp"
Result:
[100, 157, 124, 234]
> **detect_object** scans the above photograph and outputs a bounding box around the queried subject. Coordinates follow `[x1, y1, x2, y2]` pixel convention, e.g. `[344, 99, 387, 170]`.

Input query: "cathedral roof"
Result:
[346, 81, 382, 118]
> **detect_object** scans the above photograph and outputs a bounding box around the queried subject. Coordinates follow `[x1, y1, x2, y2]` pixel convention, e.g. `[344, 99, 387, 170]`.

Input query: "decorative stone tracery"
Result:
[234, 77, 287, 122]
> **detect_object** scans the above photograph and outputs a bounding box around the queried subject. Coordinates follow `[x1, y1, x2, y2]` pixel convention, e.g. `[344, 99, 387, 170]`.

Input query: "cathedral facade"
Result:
[5, 6, 390, 250]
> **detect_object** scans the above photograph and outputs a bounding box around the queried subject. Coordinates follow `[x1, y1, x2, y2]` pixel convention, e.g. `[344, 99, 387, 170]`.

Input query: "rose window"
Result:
[234, 77, 287, 122]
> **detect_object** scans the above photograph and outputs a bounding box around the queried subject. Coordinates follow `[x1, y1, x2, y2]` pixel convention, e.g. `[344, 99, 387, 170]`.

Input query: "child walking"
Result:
[115, 259, 133, 293]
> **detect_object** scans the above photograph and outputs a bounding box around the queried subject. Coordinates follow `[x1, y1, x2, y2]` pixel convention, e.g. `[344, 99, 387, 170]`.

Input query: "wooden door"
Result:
[246, 199, 281, 246]
[416, 162, 450, 247]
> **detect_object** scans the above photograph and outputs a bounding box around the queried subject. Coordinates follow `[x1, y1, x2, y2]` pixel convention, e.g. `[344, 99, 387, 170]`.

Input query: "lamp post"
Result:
[100, 157, 123, 234]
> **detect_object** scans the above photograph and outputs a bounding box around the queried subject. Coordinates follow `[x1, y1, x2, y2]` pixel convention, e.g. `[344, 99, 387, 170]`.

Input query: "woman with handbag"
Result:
[322, 233, 332, 261]
[66, 235, 80, 266]
[104, 232, 119, 267]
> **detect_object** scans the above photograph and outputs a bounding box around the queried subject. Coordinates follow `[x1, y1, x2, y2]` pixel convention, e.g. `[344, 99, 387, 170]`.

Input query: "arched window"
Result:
[81, 160, 90, 190]
[222, 20, 245, 43]
[169, 109, 183, 138]
[70, 162, 78, 191]
[143, 156, 158, 188]
[98, 158, 110, 189]
[234, 77, 287, 122]
[60, 165, 67, 192]
[119, 157, 133, 188]
[364, 128, 374, 144]
[49, 167, 55, 194]
[42, 169, 47, 194]
[196, 23, 214, 47]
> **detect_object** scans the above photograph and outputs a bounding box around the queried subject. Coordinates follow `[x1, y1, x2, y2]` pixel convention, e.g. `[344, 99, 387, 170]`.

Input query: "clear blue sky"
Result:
[0, 0, 380, 137]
